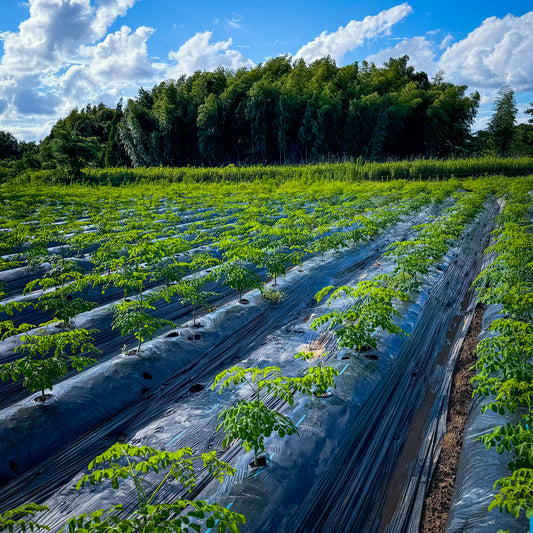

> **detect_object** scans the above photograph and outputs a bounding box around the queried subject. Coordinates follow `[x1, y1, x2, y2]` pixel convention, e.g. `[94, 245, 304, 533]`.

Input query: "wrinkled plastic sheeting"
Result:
[0, 201, 497, 532]
[446, 303, 528, 533]
[209, 204, 500, 533]
[0, 208, 427, 490]
[10, 214, 441, 530]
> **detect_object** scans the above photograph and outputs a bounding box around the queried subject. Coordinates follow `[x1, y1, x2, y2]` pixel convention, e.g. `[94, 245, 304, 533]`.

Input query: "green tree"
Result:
[160, 276, 216, 327]
[525, 101, 533, 124]
[295, 351, 339, 397]
[197, 93, 222, 164]
[43, 129, 101, 178]
[213, 366, 311, 467]
[0, 130, 20, 160]
[489, 85, 517, 156]
[216, 262, 262, 303]
[312, 280, 409, 351]
[112, 294, 174, 354]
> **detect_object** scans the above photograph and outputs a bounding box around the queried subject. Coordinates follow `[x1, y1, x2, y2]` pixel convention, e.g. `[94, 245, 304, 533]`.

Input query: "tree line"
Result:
[0, 55, 532, 179]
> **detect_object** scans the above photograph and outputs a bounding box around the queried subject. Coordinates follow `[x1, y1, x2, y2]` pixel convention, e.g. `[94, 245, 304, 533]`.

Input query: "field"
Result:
[0, 174, 532, 532]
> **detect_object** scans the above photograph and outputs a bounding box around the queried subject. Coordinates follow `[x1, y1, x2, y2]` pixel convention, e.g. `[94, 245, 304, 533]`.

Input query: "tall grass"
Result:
[10, 157, 533, 186]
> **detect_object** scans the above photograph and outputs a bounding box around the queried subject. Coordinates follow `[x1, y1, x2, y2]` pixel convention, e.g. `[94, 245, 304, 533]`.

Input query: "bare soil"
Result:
[419, 305, 484, 533]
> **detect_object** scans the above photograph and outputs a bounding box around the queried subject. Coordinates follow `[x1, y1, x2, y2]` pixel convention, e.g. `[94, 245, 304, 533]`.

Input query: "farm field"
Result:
[0, 174, 532, 532]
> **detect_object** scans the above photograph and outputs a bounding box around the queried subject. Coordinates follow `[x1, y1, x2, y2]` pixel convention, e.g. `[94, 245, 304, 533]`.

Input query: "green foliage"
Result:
[0, 320, 35, 341]
[260, 287, 286, 305]
[0, 300, 33, 316]
[159, 277, 215, 326]
[77, 443, 234, 502]
[260, 252, 288, 286]
[473, 221, 533, 321]
[34, 288, 97, 327]
[0, 329, 99, 400]
[0, 56, 492, 175]
[0, 130, 21, 160]
[0, 503, 50, 532]
[312, 280, 409, 350]
[15, 157, 533, 186]
[295, 351, 339, 396]
[65, 501, 244, 533]
[112, 296, 174, 354]
[217, 401, 299, 465]
[212, 366, 314, 466]
[488, 85, 517, 157]
[69, 443, 244, 532]
[489, 469, 533, 519]
[472, 320, 533, 414]
[470, 178, 533, 523]
[215, 262, 262, 303]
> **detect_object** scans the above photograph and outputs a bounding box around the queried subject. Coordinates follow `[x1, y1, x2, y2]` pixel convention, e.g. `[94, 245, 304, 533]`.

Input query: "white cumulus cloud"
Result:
[0, 0, 155, 140]
[365, 36, 436, 75]
[439, 12, 533, 92]
[0, 0, 137, 75]
[166, 31, 254, 78]
[294, 3, 413, 64]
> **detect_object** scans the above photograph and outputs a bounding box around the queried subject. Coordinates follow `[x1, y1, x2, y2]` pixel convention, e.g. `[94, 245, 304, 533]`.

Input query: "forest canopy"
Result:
[1, 56, 485, 174]
[2, 54, 532, 179]
[112, 55, 480, 166]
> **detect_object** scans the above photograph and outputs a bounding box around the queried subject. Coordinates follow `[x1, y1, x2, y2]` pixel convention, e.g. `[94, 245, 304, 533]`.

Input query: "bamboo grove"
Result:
[36, 55, 480, 170]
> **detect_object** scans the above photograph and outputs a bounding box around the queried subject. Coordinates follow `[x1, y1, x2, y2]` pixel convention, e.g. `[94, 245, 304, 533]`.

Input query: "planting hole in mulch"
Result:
[189, 384, 205, 393]
[364, 354, 379, 360]
[126, 349, 137, 356]
[249, 456, 268, 468]
[34, 394, 52, 403]
[191, 322, 205, 329]
[166, 331, 180, 338]
[314, 390, 333, 398]
[239, 298, 249, 305]
[142, 372, 152, 380]
[341, 355, 351, 360]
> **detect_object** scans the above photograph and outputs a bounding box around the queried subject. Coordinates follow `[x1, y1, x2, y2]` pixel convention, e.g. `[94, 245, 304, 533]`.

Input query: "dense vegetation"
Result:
[1, 175, 532, 530]
[8, 157, 533, 186]
[1, 56, 531, 183]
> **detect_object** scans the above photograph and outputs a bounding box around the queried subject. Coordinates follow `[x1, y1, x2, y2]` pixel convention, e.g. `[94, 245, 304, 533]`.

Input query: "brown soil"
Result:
[419, 305, 484, 533]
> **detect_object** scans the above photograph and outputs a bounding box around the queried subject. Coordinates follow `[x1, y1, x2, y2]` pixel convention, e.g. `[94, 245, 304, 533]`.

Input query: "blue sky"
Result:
[1, 0, 532, 141]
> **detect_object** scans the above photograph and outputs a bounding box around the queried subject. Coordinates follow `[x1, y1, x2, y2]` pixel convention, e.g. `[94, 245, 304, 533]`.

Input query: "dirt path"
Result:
[419, 304, 484, 533]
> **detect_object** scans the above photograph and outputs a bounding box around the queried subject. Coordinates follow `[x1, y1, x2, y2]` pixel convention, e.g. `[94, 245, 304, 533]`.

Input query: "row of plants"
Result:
[9, 157, 533, 186]
[0, 180, 449, 403]
[0, 348, 340, 532]
[0, 176, 518, 531]
[469, 176, 533, 530]
[0, 444, 245, 532]
[312, 178, 497, 351]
